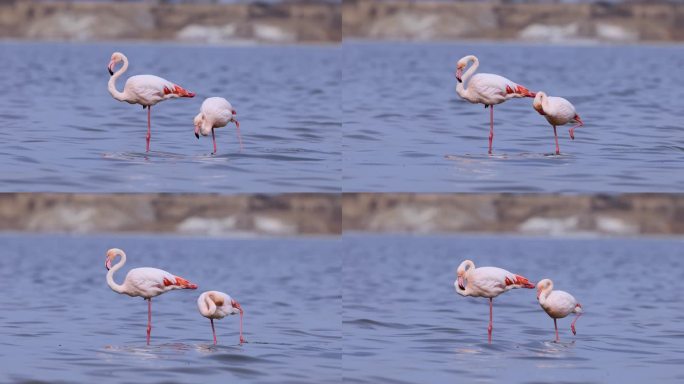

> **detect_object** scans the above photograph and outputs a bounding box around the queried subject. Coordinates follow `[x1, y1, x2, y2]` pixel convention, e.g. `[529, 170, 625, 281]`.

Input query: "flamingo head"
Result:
[532, 92, 547, 115]
[231, 298, 243, 314]
[455, 62, 466, 83]
[108, 52, 125, 76]
[105, 248, 123, 270]
[193, 113, 206, 139]
[456, 259, 474, 291]
[536, 279, 552, 300]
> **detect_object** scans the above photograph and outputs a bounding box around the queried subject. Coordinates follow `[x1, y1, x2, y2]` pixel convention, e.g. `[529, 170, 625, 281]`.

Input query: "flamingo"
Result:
[455, 259, 535, 343]
[455, 55, 536, 154]
[107, 52, 196, 152]
[105, 248, 198, 345]
[533, 91, 584, 155]
[197, 291, 245, 345]
[536, 278, 583, 342]
[193, 97, 242, 154]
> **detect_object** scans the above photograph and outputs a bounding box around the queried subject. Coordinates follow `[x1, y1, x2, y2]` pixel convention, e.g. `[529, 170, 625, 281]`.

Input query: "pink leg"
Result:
[146, 298, 152, 345]
[146, 106, 152, 152]
[569, 122, 583, 140]
[211, 128, 217, 154]
[235, 121, 243, 152]
[488, 297, 493, 343]
[553, 125, 560, 155]
[554, 318, 559, 342]
[571, 313, 582, 335]
[239, 311, 245, 344]
[488, 105, 494, 155]
[211, 318, 217, 345]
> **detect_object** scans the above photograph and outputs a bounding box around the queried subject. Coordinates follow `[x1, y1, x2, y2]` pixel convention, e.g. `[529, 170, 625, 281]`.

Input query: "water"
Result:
[343, 42, 684, 192]
[0, 234, 341, 383]
[0, 42, 340, 192]
[343, 234, 684, 383]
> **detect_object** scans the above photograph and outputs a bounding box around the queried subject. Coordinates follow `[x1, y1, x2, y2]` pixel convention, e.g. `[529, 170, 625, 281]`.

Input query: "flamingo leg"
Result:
[571, 313, 582, 336]
[554, 318, 559, 342]
[146, 298, 152, 346]
[239, 311, 245, 344]
[488, 297, 493, 343]
[146, 106, 152, 152]
[553, 125, 560, 155]
[235, 121, 243, 152]
[211, 128, 217, 154]
[569, 122, 583, 140]
[488, 105, 494, 155]
[211, 318, 217, 345]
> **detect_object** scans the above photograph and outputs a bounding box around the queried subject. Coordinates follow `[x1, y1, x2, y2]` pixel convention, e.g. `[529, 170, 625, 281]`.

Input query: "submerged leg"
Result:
[488, 105, 494, 154]
[554, 125, 560, 155]
[488, 297, 493, 343]
[571, 313, 582, 336]
[146, 106, 152, 152]
[211, 318, 217, 345]
[146, 298, 152, 345]
[239, 311, 245, 344]
[211, 128, 217, 154]
[554, 318, 559, 342]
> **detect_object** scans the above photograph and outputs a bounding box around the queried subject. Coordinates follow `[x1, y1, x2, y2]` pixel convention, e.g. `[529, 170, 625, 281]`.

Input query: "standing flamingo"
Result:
[455, 259, 535, 343]
[455, 55, 536, 154]
[193, 97, 242, 154]
[197, 291, 245, 345]
[105, 248, 198, 345]
[533, 91, 584, 155]
[107, 52, 196, 152]
[536, 278, 583, 342]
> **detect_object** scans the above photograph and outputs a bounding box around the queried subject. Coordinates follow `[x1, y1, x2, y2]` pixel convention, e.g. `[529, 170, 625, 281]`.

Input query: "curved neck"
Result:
[537, 92, 550, 111]
[106, 250, 127, 294]
[538, 282, 553, 305]
[108, 55, 129, 102]
[199, 294, 217, 317]
[456, 56, 479, 98]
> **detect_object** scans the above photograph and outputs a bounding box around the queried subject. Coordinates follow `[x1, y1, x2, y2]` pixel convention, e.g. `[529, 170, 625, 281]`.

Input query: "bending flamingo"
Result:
[105, 248, 198, 345]
[536, 278, 583, 342]
[107, 52, 195, 152]
[455, 259, 535, 343]
[197, 291, 245, 345]
[455, 55, 536, 154]
[533, 91, 584, 155]
[193, 97, 242, 154]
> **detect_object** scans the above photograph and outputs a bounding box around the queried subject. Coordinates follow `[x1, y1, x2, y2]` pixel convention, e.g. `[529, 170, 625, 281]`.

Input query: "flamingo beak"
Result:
[105, 258, 112, 270]
[456, 68, 463, 83]
[107, 60, 116, 76]
[457, 275, 465, 290]
[232, 299, 243, 313]
[194, 125, 200, 139]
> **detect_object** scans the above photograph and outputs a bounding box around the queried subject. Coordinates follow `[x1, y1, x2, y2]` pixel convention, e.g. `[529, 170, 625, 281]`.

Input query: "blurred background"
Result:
[0, 0, 341, 44]
[344, 0, 684, 43]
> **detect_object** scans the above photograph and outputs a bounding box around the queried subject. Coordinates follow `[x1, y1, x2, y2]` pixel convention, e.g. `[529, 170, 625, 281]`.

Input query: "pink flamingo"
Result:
[193, 97, 242, 154]
[455, 55, 536, 154]
[107, 52, 196, 152]
[533, 91, 584, 155]
[105, 248, 198, 345]
[536, 278, 583, 342]
[197, 291, 245, 345]
[455, 259, 535, 343]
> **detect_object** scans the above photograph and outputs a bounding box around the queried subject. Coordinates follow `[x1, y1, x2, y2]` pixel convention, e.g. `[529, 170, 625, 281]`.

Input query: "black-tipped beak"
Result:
[108, 68, 113, 76]
[195, 132, 199, 139]
[457, 77, 462, 83]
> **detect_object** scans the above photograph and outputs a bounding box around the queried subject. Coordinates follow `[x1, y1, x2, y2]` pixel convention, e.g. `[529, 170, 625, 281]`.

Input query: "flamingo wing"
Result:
[125, 75, 194, 106]
[125, 267, 196, 298]
[545, 290, 577, 317]
[202, 98, 233, 127]
[546, 96, 577, 123]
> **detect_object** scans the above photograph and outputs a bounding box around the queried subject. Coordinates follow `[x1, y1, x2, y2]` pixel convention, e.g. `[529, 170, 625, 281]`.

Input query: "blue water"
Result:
[0, 42, 340, 192]
[343, 234, 684, 383]
[0, 234, 341, 383]
[343, 41, 684, 192]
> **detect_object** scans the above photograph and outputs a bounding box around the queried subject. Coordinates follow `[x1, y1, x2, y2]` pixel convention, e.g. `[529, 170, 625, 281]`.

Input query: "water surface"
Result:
[0, 42, 340, 192]
[0, 234, 341, 383]
[343, 42, 684, 192]
[343, 234, 684, 383]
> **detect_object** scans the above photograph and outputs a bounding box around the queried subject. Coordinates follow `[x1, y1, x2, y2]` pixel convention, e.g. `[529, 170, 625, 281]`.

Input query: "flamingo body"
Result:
[107, 52, 195, 152]
[533, 91, 583, 154]
[197, 290, 244, 344]
[455, 259, 534, 343]
[194, 97, 242, 154]
[105, 248, 197, 345]
[455, 55, 536, 154]
[536, 278, 582, 342]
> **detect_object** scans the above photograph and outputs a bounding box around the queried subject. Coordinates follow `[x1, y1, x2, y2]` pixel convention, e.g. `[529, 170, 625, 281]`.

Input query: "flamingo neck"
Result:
[106, 250, 127, 294]
[199, 294, 217, 317]
[538, 282, 553, 305]
[456, 55, 479, 98]
[108, 54, 129, 102]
